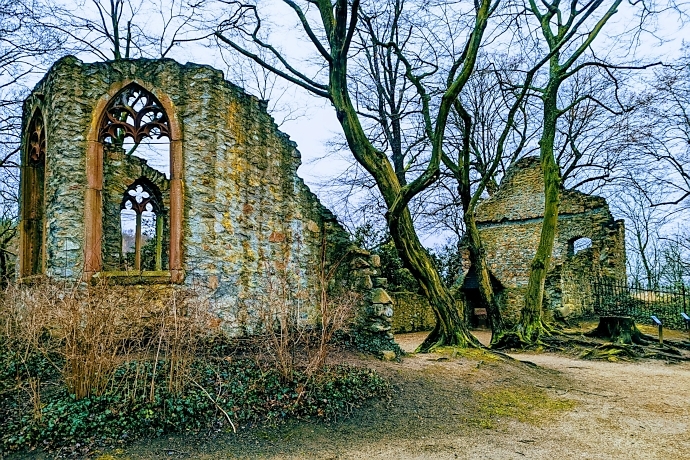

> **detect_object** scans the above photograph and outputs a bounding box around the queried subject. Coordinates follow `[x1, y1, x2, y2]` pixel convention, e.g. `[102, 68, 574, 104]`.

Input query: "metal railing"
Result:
[591, 279, 688, 330]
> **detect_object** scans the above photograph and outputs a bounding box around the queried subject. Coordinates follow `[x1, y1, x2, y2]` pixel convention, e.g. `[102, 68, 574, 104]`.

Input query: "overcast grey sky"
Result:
[26, 0, 690, 247]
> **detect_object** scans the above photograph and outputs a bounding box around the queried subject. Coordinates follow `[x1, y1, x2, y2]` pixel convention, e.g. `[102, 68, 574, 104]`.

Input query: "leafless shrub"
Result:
[0, 245, 360, 403]
[0, 279, 215, 400]
[253, 241, 359, 382]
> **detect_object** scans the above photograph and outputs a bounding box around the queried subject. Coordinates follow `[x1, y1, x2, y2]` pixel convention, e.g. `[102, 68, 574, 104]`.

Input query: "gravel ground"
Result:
[15, 330, 690, 460]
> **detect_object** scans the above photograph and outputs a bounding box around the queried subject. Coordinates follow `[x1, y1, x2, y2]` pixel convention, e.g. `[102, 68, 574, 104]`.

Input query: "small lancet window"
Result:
[120, 179, 164, 271]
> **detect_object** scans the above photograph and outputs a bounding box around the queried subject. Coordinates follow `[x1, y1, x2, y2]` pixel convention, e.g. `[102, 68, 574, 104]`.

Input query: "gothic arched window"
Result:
[120, 178, 164, 272]
[86, 82, 182, 282]
[21, 108, 47, 277]
[99, 84, 170, 147]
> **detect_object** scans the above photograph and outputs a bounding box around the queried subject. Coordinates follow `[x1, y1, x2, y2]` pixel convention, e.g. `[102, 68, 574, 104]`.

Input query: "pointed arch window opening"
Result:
[120, 180, 165, 272]
[87, 82, 182, 283]
[100, 84, 171, 178]
[21, 109, 47, 277]
[29, 111, 46, 164]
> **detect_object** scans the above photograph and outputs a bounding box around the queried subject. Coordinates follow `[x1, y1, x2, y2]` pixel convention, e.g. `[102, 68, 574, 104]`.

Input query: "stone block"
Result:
[373, 277, 388, 288]
[370, 288, 393, 305]
[350, 257, 370, 269]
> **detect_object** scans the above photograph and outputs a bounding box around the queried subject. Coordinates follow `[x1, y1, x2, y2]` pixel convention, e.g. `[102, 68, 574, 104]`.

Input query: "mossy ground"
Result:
[466, 387, 577, 429]
[10, 331, 690, 459]
[52, 342, 582, 460]
[426, 345, 502, 362]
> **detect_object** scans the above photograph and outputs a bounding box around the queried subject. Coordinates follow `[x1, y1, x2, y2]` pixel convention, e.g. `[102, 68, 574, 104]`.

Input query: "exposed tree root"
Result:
[486, 349, 540, 368]
[585, 316, 653, 345]
[672, 340, 690, 351]
[580, 343, 641, 361]
[416, 323, 481, 353]
[491, 321, 555, 350]
[490, 322, 690, 362]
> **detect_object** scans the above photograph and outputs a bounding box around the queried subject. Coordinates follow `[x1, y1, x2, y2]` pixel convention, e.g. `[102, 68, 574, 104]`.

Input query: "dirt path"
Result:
[51, 332, 690, 460]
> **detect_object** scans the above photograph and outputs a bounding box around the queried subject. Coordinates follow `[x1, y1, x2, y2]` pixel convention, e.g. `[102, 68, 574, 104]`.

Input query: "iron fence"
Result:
[591, 279, 688, 330]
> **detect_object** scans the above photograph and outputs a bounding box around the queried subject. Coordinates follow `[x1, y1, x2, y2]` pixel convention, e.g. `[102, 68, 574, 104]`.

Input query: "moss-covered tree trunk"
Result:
[218, 0, 493, 350]
[499, 0, 625, 348]
[492, 83, 560, 349]
[327, 0, 492, 351]
[389, 209, 480, 350]
[519, 83, 561, 343]
[464, 211, 504, 341]
[447, 102, 505, 343]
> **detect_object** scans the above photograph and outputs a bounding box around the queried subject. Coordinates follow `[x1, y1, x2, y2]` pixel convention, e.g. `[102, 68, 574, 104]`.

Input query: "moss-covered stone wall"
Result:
[389, 292, 436, 333]
[19, 57, 352, 331]
[464, 156, 626, 320]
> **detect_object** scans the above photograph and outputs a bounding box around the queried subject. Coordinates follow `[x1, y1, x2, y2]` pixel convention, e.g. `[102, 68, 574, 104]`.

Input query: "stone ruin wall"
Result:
[20, 56, 397, 338]
[471, 157, 626, 321]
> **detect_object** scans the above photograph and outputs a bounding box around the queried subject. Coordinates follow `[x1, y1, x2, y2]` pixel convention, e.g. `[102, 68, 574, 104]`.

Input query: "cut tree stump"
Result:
[586, 316, 649, 345]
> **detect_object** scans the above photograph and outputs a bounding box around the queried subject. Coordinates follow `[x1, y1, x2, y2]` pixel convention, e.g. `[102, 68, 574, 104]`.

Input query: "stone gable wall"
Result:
[475, 156, 607, 223]
[466, 156, 626, 319]
[19, 57, 354, 331]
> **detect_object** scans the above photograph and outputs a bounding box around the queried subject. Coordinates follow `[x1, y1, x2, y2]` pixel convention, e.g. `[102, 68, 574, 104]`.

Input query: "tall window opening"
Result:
[21, 109, 46, 277]
[120, 179, 164, 271]
[100, 84, 171, 178]
[98, 84, 172, 273]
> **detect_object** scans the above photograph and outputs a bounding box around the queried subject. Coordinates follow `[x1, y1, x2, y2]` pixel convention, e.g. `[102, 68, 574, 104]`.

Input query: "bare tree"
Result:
[633, 51, 690, 210]
[39, 0, 214, 61]
[0, 0, 64, 283]
[497, 0, 655, 347]
[612, 187, 666, 289]
[214, 0, 500, 350]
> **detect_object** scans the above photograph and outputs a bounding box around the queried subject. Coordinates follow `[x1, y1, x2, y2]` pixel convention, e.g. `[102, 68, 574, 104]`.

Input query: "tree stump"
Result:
[587, 316, 647, 345]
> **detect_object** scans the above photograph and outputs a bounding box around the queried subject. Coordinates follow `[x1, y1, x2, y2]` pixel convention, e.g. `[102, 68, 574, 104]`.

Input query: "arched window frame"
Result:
[568, 237, 593, 257]
[19, 107, 47, 278]
[120, 178, 164, 272]
[85, 81, 183, 283]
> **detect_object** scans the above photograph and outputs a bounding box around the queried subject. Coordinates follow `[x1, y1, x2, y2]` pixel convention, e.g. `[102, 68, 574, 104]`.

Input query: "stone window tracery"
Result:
[99, 84, 170, 149]
[85, 82, 182, 282]
[29, 111, 46, 164]
[120, 179, 164, 272]
[21, 109, 47, 277]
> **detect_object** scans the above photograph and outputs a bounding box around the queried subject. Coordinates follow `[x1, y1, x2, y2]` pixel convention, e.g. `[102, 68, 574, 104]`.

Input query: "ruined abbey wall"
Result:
[19, 57, 354, 331]
[467, 157, 626, 320]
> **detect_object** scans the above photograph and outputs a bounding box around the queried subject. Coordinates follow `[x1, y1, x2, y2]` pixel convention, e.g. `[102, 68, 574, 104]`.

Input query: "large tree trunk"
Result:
[325, 0, 491, 350]
[493, 86, 560, 349]
[390, 208, 480, 351]
[524, 80, 562, 333]
[464, 211, 504, 341]
[587, 316, 648, 345]
[520, 154, 560, 342]
[518, 85, 561, 344]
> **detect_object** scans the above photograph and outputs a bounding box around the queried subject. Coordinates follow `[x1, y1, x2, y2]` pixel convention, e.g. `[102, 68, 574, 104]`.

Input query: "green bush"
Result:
[0, 346, 389, 454]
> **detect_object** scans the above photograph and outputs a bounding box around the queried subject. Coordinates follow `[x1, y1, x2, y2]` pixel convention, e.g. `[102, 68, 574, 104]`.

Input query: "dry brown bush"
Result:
[0, 248, 360, 401]
[253, 243, 360, 381]
[0, 280, 215, 400]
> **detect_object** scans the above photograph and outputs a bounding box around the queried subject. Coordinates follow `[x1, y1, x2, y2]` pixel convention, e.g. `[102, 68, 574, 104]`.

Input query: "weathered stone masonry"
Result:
[18, 56, 396, 336]
[461, 156, 626, 323]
